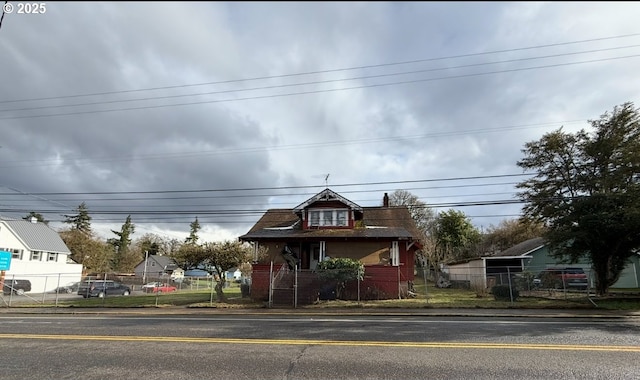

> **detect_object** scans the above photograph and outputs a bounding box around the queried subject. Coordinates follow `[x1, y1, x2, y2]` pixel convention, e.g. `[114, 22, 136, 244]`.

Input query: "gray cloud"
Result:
[1, 2, 639, 242]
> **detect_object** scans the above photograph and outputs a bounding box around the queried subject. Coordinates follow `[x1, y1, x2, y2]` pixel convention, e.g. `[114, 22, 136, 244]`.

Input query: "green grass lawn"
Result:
[12, 278, 640, 310]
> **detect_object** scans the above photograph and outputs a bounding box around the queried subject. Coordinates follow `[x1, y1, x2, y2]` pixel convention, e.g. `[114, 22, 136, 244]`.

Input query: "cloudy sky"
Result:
[1, 1, 639, 243]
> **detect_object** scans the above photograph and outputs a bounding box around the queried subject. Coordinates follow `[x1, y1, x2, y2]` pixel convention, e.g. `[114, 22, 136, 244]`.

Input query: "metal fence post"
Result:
[294, 265, 298, 309]
[423, 266, 429, 304]
[42, 275, 48, 304]
[507, 266, 514, 304]
[268, 261, 273, 309]
[397, 266, 401, 300]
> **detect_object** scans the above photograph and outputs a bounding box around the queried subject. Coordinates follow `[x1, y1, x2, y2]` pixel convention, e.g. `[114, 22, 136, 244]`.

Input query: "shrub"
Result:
[491, 284, 519, 301]
[316, 258, 364, 300]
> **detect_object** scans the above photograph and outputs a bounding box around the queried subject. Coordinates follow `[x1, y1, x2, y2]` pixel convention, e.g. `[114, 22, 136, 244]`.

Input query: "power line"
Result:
[2, 32, 639, 104]
[2, 53, 640, 121]
[0, 120, 587, 169]
[0, 198, 527, 218]
[4, 44, 639, 114]
[0, 173, 532, 196]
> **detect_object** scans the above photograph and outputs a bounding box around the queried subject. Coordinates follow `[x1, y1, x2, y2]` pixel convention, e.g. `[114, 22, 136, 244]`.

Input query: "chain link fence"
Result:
[0, 271, 240, 307]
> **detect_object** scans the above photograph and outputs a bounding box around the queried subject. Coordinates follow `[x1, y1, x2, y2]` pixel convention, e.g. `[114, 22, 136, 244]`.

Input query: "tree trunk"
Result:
[215, 279, 226, 302]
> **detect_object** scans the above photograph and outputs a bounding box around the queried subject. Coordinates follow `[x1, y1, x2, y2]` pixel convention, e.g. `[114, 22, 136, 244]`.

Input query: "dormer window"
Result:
[308, 209, 349, 227]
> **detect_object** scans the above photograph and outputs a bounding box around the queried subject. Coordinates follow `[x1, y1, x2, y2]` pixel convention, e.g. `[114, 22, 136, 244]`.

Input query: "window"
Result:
[30, 251, 42, 261]
[48, 252, 58, 262]
[1, 248, 23, 260]
[390, 241, 399, 266]
[309, 210, 320, 226]
[308, 209, 349, 227]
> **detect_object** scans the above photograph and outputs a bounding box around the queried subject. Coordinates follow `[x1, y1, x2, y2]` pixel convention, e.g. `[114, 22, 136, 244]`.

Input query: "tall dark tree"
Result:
[63, 202, 92, 234]
[184, 217, 201, 245]
[108, 215, 136, 272]
[517, 102, 640, 295]
[22, 211, 49, 225]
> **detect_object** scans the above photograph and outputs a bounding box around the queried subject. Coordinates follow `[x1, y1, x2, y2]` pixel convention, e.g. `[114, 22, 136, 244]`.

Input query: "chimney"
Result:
[383, 192, 389, 207]
[30, 217, 38, 223]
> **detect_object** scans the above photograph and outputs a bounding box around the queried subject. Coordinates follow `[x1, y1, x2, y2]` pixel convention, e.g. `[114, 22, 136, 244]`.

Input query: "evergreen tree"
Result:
[22, 211, 49, 225]
[108, 215, 135, 272]
[63, 202, 92, 234]
[184, 217, 201, 245]
[517, 102, 640, 295]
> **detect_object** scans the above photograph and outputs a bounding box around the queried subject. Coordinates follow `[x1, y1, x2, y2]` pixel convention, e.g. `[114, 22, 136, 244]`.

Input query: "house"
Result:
[238, 188, 423, 304]
[446, 237, 640, 289]
[446, 237, 544, 289]
[226, 267, 242, 282]
[0, 218, 83, 293]
[133, 254, 179, 282]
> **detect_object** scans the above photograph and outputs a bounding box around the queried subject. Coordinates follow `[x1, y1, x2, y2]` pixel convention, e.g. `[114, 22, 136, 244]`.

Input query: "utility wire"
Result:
[0, 173, 532, 196]
[2, 32, 639, 104]
[0, 1, 7, 30]
[3, 53, 639, 121]
[0, 120, 586, 169]
[3, 44, 639, 114]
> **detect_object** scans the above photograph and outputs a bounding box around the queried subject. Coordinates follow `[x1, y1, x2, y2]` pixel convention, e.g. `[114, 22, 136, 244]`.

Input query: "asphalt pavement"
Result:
[1, 305, 639, 319]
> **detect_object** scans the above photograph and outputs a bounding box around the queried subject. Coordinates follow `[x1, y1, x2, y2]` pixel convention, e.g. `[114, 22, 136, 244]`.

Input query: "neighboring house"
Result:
[0, 218, 83, 293]
[226, 267, 242, 281]
[446, 237, 640, 289]
[133, 255, 179, 281]
[238, 188, 423, 303]
[184, 268, 210, 277]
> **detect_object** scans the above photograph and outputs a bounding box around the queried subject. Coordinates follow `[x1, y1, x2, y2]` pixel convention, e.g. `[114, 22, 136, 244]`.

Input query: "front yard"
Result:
[5, 277, 639, 310]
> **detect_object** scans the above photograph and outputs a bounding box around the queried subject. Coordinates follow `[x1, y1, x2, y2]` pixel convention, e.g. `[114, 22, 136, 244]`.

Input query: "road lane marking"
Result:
[0, 334, 638, 352]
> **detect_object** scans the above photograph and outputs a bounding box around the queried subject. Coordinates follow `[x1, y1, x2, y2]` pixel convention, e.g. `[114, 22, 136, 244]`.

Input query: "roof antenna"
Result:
[324, 174, 330, 188]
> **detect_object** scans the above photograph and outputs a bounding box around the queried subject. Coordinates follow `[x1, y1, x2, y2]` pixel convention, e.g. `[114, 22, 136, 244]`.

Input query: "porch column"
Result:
[319, 241, 326, 261]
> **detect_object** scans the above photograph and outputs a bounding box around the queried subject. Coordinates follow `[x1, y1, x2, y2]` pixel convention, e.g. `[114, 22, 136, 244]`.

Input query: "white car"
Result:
[142, 282, 162, 291]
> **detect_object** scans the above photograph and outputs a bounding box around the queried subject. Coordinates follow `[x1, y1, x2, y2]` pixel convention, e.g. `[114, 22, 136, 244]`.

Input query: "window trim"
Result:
[308, 209, 349, 227]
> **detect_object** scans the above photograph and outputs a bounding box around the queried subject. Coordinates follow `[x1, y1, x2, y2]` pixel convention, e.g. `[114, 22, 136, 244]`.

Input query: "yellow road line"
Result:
[1, 334, 638, 352]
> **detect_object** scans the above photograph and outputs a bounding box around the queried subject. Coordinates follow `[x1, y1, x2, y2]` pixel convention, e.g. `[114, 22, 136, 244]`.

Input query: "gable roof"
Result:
[293, 188, 363, 213]
[1, 219, 71, 254]
[135, 255, 179, 270]
[239, 205, 423, 242]
[490, 237, 546, 258]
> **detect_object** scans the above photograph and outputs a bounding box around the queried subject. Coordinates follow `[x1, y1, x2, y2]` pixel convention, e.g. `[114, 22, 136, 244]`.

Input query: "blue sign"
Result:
[0, 251, 11, 271]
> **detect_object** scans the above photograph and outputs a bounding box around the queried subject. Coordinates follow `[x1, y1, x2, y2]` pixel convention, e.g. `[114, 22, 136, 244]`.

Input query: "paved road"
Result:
[0, 312, 638, 379]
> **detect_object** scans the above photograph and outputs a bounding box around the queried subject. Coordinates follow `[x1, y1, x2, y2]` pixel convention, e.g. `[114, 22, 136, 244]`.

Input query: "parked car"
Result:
[533, 267, 588, 290]
[77, 280, 131, 298]
[2, 279, 32, 295]
[143, 282, 177, 293]
[52, 281, 81, 294]
[141, 282, 162, 291]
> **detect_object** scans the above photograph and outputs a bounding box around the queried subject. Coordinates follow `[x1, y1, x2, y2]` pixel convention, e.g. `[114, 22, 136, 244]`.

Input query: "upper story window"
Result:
[308, 209, 349, 227]
[1, 248, 23, 260]
[48, 252, 58, 262]
[30, 251, 42, 261]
